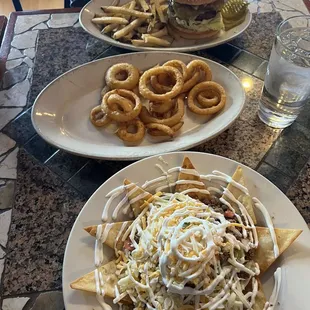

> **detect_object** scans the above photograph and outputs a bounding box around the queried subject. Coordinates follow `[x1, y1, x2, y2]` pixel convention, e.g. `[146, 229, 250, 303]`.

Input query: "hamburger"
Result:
[168, 0, 226, 40]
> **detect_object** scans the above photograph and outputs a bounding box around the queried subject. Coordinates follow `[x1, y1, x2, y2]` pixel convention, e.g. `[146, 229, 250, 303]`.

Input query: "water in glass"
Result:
[259, 17, 310, 128]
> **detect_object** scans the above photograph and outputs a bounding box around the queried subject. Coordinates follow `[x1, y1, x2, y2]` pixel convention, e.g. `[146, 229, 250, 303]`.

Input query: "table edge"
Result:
[0, 8, 81, 81]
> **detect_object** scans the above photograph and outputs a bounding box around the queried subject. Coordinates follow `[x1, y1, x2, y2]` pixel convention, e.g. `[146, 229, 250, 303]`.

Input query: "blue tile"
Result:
[296, 102, 310, 130]
[68, 160, 117, 197]
[253, 61, 268, 80]
[24, 135, 58, 163]
[2, 110, 36, 145]
[264, 140, 308, 177]
[279, 122, 310, 156]
[45, 150, 88, 181]
[198, 44, 241, 63]
[257, 162, 293, 192]
[231, 51, 264, 74]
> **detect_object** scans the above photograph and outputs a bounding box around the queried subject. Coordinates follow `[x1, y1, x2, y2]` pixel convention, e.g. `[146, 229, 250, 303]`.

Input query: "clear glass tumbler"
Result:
[258, 16, 310, 129]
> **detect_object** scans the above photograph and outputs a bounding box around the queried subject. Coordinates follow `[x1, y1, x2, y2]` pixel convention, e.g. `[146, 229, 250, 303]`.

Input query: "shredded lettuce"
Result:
[174, 12, 224, 32]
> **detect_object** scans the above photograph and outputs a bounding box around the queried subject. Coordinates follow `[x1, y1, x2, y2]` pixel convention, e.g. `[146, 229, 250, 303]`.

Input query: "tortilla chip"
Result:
[84, 221, 133, 250]
[175, 157, 210, 203]
[255, 227, 302, 274]
[70, 260, 118, 295]
[70, 260, 132, 303]
[224, 166, 257, 224]
[124, 179, 152, 217]
[253, 278, 267, 310]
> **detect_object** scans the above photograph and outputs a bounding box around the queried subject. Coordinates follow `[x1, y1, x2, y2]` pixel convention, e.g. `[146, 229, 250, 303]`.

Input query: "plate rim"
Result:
[79, 0, 252, 52]
[31, 51, 246, 160]
[62, 150, 309, 310]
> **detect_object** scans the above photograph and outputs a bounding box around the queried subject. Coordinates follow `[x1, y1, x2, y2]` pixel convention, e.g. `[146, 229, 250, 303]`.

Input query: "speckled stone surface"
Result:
[287, 159, 310, 223]
[2, 149, 86, 295]
[27, 28, 112, 106]
[1, 5, 310, 308]
[192, 117, 280, 169]
[232, 12, 283, 59]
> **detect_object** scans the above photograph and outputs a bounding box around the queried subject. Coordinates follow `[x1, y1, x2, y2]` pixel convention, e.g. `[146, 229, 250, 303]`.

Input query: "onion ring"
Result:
[180, 71, 200, 94]
[106, 93, 134, 113]
[197, 90, 220, 107]
[163, 60, 188, 80]
[146, 123, 174, 137]
[187, 81, 226, 115]
[140, 96, 185, 126]
[101, 89, 142, 122]
[139, 66, 184, 101]
[105, 63, 140, 90]
[150, 60, 188, 94]
[117, 119, 145, 142]
[148, 121, 184, 136]
[149, 100, 174, 114]
[187, 60, 212, 82]
[150, 75, 172, 94]
[90, 106, 111, 127]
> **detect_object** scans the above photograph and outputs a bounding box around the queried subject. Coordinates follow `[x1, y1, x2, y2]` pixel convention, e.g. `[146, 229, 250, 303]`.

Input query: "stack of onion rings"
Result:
[89, 60, 226, 144]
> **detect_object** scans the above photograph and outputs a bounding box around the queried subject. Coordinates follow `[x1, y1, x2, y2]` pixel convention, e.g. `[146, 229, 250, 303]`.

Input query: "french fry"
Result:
[101, 6, 152, 18]
[92, 17, 129, 25]
[142, 34, 171, 46]
[154, 0, 166, 23]
[150, 27, 168, 38]
[129, 0, 136, 10]
[131, 39, 153, 47]
[102, 23, 119, 33]
[111, 0, 120, 5]
[124, 1, 137, 22]
[148, 4, 157, 31]
[123, 31, 135, 41]
[94, 13, 108, 18]
[113, 18, 146, 40]
[137, 0, 149, 12]
[161, 4, 169, 11]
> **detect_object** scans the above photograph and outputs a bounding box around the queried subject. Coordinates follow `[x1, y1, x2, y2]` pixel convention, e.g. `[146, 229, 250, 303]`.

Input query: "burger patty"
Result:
[195, 10, 217, 21]
[168, 0, 224, 22]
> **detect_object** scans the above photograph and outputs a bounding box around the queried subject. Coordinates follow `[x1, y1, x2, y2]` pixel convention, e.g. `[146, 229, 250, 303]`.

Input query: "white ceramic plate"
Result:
[31, 52, 245, 160]
[63, 151, 310, 310]
[79, 0, 252, 52]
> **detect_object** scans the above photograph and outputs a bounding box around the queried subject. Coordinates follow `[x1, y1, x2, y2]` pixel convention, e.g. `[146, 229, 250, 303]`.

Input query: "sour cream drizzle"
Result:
[95, 269, 112, 310]
[263, 268, 282, 310]
[253, 197, 279, 258]
[95, 158, 281, 309]
[95, 224, 113, 267]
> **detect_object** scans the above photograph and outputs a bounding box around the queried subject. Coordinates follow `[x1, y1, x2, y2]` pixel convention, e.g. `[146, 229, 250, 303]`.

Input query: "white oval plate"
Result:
[31, 52, 245, 160]
[62, 151, 310, 310]
[79, 0, 252, 52]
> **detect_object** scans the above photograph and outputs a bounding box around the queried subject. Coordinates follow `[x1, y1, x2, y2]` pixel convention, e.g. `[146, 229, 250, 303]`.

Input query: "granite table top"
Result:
[0, 1, 310, 309]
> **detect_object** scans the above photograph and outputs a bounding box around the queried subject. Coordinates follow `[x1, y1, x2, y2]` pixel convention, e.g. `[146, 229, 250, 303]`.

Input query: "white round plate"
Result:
[31, 52, 245, 160]
[79, 0, 252, 52]
[63, 151, 310, 310]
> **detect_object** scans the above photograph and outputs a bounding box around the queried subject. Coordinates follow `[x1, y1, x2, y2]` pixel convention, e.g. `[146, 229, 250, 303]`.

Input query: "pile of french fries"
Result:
[91, 0, 173, 47]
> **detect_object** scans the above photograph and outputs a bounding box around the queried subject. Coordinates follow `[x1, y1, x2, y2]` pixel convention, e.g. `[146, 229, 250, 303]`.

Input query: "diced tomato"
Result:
[123, 239, 135, 251]
[224, 210, 235, 218]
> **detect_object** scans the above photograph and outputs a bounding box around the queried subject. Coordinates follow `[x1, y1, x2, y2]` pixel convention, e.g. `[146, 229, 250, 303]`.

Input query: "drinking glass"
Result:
[258, 15, 310, 128]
